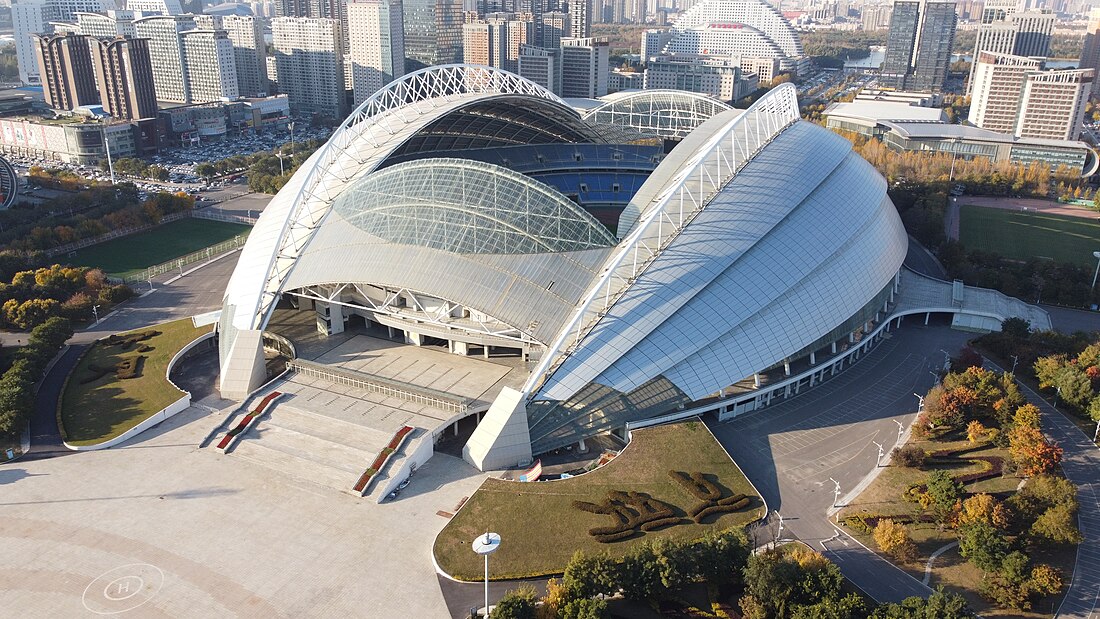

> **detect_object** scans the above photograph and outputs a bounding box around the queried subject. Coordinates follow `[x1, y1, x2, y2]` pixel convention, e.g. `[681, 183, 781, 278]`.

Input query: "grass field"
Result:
[65, 218, 249, 277]
[959, 205, 1100, 266]
[433, 421, 765, 581]
[58, 318, 212, 446]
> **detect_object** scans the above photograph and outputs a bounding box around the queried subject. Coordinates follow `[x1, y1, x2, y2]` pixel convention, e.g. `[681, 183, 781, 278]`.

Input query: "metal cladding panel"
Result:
[593, 146, 891, 396]
[284, 215, 609, 344]
[535, 122, 853, 402]
[665, 191, 907, 395]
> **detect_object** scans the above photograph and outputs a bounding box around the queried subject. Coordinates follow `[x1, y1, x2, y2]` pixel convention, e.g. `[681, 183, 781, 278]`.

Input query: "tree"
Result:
[491, 586, 538, 619]
[1026, 564, 1063, 597]
[695, 528, 749, 585]
[958, 522, 1009, 572]
[1013, 404, 1041, 430]
[957, 494, 1009, 529]
[966, 420, 986, 444]
[560, 598, 609, 619]
[1055, 366, 1094, 410]
[873, 519, 919, 562]
[741, 549, 802, 619]
[871, 588, 974, 618]
[1008, 424, 1063, 476]
[924, 470, 964, 520]
[790, 594, 868, 619]
[1009, 475, 1078, 522]
[1030, 503, 1083, 545]
[1034, 355, 1066, 389]
[892, 444, 926, 467]
[537, 579, 569, 619]
[617, 542, 661, 600]
[1001, 317, 1031, 340]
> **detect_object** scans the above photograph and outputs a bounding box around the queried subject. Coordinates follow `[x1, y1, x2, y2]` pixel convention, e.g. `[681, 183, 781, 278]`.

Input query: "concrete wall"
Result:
[375, 431, 435, 504]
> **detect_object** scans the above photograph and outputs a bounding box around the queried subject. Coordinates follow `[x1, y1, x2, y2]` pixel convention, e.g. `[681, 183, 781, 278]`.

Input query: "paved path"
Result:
[708, 323, 971, 603]
[946, 197, 961, 241]
[960, 196, 1099, 219]
[985, 360, 1100, 619]
[904, 235, 948, 280]
[23, 345, 85, 461]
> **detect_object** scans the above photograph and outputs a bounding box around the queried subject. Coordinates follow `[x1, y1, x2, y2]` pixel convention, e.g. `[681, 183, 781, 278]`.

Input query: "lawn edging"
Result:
[59, 331, 212, 451]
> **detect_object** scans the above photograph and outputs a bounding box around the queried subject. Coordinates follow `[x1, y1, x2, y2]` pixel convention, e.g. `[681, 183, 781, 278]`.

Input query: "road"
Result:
[904, 235, 947, 280]
[707, 321, 971, 603]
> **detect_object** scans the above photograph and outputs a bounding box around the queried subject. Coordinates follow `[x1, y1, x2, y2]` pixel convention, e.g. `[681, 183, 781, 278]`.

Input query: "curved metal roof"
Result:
[0, 156, 18, 210]
[672, 0, 804, 57]
[583, 90, 734, 140]
[331, 158, 616, 254]
[223, 65, 576, 334]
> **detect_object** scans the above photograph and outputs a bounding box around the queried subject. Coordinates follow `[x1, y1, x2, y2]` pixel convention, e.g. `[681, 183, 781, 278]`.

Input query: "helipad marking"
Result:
[81, 563, 164, 615]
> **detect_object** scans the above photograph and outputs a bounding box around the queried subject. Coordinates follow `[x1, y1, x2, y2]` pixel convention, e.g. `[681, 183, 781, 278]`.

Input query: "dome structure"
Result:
[218, 65, 910, 471]
[663, 0, 807, 74]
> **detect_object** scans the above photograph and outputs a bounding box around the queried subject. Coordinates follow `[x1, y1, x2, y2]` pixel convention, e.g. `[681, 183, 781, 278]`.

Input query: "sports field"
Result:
[959, 204, 1100, 266]
[65, 218, 249, 277]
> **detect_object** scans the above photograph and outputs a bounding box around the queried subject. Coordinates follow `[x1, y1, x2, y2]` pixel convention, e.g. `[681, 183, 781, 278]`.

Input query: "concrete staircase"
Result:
[220, 403, 394, 495]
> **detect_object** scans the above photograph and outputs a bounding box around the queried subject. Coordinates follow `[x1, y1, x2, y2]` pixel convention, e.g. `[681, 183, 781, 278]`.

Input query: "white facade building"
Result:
[133, 14, 196, 102]
[272, 16, 346, 119]
[347, 0, 405, 105]
[968, 52, 1041, 135]
[559, 36, 607, 98]
[1017, 69, 1094, 142]
[181, 29, 240, 102]
[196, 14, 269, 97]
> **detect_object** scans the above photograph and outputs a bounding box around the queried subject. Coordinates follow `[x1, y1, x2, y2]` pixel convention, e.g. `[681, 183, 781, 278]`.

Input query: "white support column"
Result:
[810, 351, 816, 365]
[406, 331, 423, 346]
[924, 312, 930, 325]
[753, 373, 762, 388]
[483, 345, 491, 359]
[831, 341, 837, 354]
[784, 360, 791, 376]
[453, 341, 470, 356]
[848, 332, 855, 344]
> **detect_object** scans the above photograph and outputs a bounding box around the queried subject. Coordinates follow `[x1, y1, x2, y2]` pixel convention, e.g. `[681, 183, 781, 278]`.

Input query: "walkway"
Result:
[708, 323, 971, 603]
[894, 269, 1052, 331]
[985, 361, 1100, 619]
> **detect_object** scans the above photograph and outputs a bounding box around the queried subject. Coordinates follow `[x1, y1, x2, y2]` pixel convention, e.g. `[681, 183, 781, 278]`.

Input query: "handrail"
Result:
[286, 359, 469, 414]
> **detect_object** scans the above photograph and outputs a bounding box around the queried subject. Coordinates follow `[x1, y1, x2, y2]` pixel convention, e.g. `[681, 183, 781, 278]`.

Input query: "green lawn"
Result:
[434, 421, 766, 581]
[58, 318, 212, 446]
[64, 218, 249, 277]
[959, 205, 1100, 266]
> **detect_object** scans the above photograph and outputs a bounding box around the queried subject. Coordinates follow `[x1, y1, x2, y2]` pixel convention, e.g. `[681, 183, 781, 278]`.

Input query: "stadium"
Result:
[217, 65, 936, 473]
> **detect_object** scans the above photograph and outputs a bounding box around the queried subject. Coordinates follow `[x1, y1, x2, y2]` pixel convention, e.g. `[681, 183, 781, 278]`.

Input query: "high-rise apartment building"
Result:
[90, 36, 158, 120]
[77, 11, 137, 38]
[127, 0, 183, 15]
[518, 44, 558, 93]
[968, 52, 1042, 134]
[134, 14, 196, 102]
[1079, 7, 1100, 97]
[881, 0, 957, 92]
[541, 11, 568, 49]
[559, 36, 606, 97]
[34, 32, 99, 109]
[1016, 69, 1093, 141]
[644, 55, 741, 101]
[966, 0, 1053, 95]
[861, 3, 892, 30]
[347, 0, 405, 104]
[464, 13, 530, 71]
[569, 0, 590, 38]
[272, 17, 347, 119]
[181, 29, 240, 102]
[640, 27, 671, 60]
[196, 15, 269, 96]
[402, 0, 463, 70]
[13, 0, 113, 85]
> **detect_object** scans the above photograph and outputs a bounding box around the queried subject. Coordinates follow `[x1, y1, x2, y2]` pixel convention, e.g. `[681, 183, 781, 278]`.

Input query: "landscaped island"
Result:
[434, 420, 765, 581]
[58, 318, 212, 447]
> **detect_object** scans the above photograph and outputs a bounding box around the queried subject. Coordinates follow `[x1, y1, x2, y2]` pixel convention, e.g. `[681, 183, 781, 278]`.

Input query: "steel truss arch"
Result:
[524, 83, 802, 397]
[248, 65, 566, 331]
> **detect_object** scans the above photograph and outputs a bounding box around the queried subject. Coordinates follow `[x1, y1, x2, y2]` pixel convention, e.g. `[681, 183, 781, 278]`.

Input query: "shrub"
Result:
[892, 444, 926, 467]
[115, 356, 143, 379]
[561, 598, 609, 619]
[491, 585, 538, 619]
[873, 519, 919, 563]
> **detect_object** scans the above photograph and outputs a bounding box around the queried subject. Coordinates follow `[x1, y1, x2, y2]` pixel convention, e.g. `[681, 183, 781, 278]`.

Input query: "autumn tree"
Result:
[957, 494, 1010, 529]
[1008, 424, 1063, 477]
[873, 519, 919, 562]
[966, 420, 987, 444]
[1030, 503, 1083, 545]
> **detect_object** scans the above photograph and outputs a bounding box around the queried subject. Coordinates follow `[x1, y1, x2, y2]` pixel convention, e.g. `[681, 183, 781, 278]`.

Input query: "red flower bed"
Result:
[217, 391, 282, 449]
[353, 426, 415, 494]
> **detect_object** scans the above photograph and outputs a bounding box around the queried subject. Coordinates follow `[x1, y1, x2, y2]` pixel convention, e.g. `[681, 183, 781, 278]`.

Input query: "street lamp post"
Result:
[1010, 355, 1019, 376]
[929, 370, 939, 385]
[472, 532, 500, 618]
[873, 440, 885, 467]
[774, 510, 784, 544]
[895, 419, 905, 446]
[276, 152, 285, 176]
[1091, 251, 1100, 290]
[913, 393, 925, 412]
[92, 304, 101, 325]
[829, 477, 841, 508]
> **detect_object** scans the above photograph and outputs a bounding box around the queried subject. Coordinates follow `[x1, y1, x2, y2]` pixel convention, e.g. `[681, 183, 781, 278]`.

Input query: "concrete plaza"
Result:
[0, 400, 488, 617]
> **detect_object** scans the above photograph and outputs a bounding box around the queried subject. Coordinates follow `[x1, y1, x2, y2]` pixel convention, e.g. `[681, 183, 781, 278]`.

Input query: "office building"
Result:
[34, 32, 99, 110]
[181, 29, 240, 102]
[643, 55, 744, 101]
[127, 0, 184, 14]
[1016, 69, 1093, 141]
[271, 17, 346, 119]
[133, 14, 196, 102]
[1079, 7, 1100, 97]
[196, 15, 269, 97]
[966, 0, 1053, 95]
[540, 11, 568, 50]
[517, 43, 558, 93]
[559, 36, 607, 97]
[347, 0, 405, 105]
[12, 0, 113, 85]
[640, 28, 672, 60]
[402, 0, 463, 70]
[90, 36, 158, 120]
[968, 52, 1042, 135]
[881, 0, 957, 92]
[569, 0, 590, 37]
